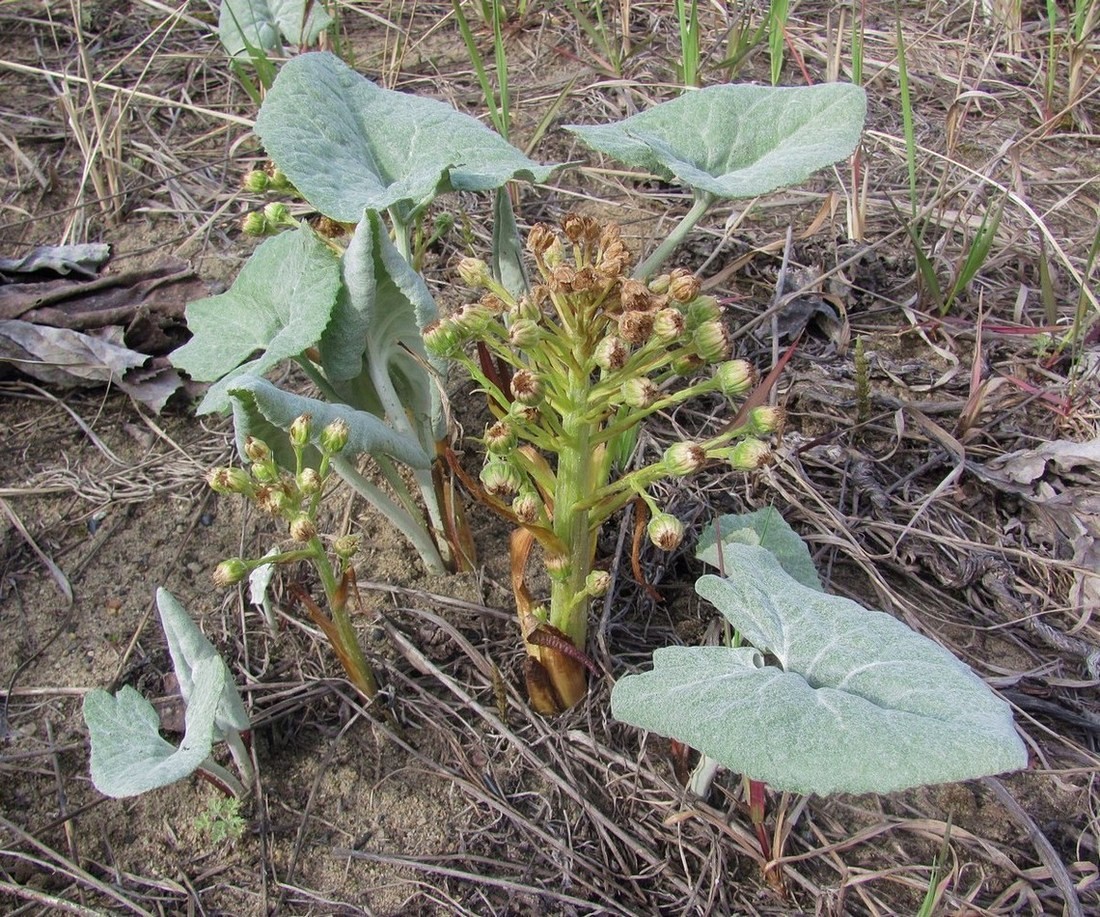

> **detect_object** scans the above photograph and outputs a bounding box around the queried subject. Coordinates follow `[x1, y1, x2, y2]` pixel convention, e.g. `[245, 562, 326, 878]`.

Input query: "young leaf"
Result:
[83, 656, 224, 798]
[227, 376, 432, 471]
[156, 589, 249, 739]
[170, 226, 341, 414]
[696, 508, 822, 591]
[567, 82, 866, 200]
[218, 0, 332, 58]
[612, 545, 1027, 795]
[254, 52, 555, 223]
[491, 188, 530, 298]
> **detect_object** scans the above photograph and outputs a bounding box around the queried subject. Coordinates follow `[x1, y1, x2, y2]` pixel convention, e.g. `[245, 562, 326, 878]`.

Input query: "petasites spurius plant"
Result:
[83, 589, 252, 799]
[611, 510, 1028, 795]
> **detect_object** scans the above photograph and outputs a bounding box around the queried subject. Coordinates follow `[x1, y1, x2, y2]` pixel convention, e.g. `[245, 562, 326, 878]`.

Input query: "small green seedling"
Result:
[195, 794, 247, 845]
[83, 589, 252, 799]
[612, 510, 1028, 795]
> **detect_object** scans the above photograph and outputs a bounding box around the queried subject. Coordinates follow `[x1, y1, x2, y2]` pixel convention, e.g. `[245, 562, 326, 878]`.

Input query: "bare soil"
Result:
[1, 2, 1098, 915]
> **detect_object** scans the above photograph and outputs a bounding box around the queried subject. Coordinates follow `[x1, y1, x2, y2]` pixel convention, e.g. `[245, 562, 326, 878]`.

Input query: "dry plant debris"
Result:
[1, 2, 1098, 915]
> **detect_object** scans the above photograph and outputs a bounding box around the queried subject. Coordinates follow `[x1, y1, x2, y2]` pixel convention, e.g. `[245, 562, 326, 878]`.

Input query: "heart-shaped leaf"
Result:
[218, 0, 332, 58]
[254, 52, 555, 222]
[612, 544, 1027, 795]
[568, 82, 866, 200]
[83, 656, 224, 798]
[696, 508, 822, 591]
[171, 226, 341, 414]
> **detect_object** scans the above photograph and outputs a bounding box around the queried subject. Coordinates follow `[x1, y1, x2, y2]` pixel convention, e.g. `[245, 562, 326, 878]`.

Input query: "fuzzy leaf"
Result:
[156, 589, 249, 738]
[696, 508, 822, 591]
[227, 375, 431, 470]
[218, 0, 332, 58]
[254, 52, 555, 222]
[612, 545, 1027, 795]
[568, 83, 866, 200]
[83, 656, 224, 798]
[170, 226, 341, 414]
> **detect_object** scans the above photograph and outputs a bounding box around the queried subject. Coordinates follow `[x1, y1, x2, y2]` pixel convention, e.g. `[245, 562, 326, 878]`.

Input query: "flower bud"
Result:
[250, 462, 278, 484]
[484, 420, 516, 454]
[726, 437, 771, 470]
[207, 466, 251, 495]
[510, 402, 540, 424]
[715, 360, 756, 397]
[648, 273, 671, 295]
[668, 267, 701, 303]
[585, 569, 611, 597]
[620, 377, 659, 408]
[480, 460, 523, 497]
[319, 418, 350, 455]
[213, 557, 249, 588]
[509, 318, 541, 349]
[594, 335, 629, 371]
[480, 292, 507, 314]
[512, 489, 541, 524]
[693, 320, 731, 362]
[297, 467, 322, 496]
[647, 513, 685, 551]
[244, 436, 272, 464]
[748, 405, 785, 436]
[289, 515, 317, 542]
[510, 369, 543, 406]
[562, 212, 599, 245]
[621, 278, 654, 312]
[543, 236, 565, 267]
[545, 553, 571, 580]
[619, 310, 655, 345]
[453, 302, 494, 339]
[526, 223, 556, 256]
[243, 170, 270, 193]
[255, 484, 289, 514]
[269, 168, 291, 190]
[457, 257, 491, 288]
[423, 318, 461, 358]
[289, 413, 312, 448]
[685, 295, 721, 327]
[653, 308, 686, 342]
[241, 211, 270, 236]
[671, 352, 705, 375]
[263, 202, 290, 226]
[334, 533, 362, 559]
[662, 441, 707, 476]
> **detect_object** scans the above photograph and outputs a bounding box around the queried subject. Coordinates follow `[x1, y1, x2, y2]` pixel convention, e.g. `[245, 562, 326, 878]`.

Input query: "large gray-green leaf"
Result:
[218, 0, 332, 58]
[696, 508, 822, 591]
[254, 52, 555, 222]
[321, 211, 443, 445]
[83, 656, 223, 798]
[227, 375, 431, 470]
[567, 83, 866, 200]
[170, 226, 340, 414]
[157, 589, 249, 739]
[612, 545, 1027, 795]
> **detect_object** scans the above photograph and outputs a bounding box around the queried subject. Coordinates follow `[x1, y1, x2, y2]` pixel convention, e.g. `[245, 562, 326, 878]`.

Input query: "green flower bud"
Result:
[263, 202, 290, 226]
[585, 569, 611, 597]
[213, 557, 249, 588]
[512, 489, 541, 524]
[648, 273, 671, 295]
[725, 437, 771, 470]
[484, 420, 516, 454]
[647, 513, 685, 551]
[244, 436, 272, 464]
[653, 308, 686, 342]
[510, 402, 540, 424]
[545, 553, 571, 580]
[334, 533, 362, 560]
[297, 467, 322, 496]
[269, 168, 291, 190]
[685, 295, 721, 328]
[662, 441, 707, 476]
[480, 460, 523, 498]
[594, 335, 629, 371]
[452, 302, 494, 339]
[671, 352, 706, 375]
[508, 318, 541, 349]
[748, 405, 785, 436]
[255, 484, 289, 514]
[289, 413, 312, 448]
[668, 268, 701, 303]
[457, 257, 491, 288]
[250, 462, 278, 484]
[510, 369, 543, 406]
[243, 170, 270, 193]
[207, 466, 252, 495]
[319, 418, 350, 455]
[289, 514, 317, 542]
[423, 318, 461, 358]
[620, 377, 659, 408]
[693, 320, 731, 363]
[241, 211, 270, 236]
[714, 360, 756, 397]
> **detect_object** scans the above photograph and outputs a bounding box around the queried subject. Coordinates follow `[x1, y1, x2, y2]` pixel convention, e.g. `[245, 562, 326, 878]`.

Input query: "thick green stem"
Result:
[632, 192, 716, 280]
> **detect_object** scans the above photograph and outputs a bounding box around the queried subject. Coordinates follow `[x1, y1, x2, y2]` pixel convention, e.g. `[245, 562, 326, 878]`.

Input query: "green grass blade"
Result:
[896, 17, 917, 216]
[768, 0, 790, 85]
[453, 0, 507, 137]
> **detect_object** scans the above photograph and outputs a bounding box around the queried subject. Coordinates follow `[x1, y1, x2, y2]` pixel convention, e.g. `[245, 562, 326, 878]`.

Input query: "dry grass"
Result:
[1, 0, 1098, 914]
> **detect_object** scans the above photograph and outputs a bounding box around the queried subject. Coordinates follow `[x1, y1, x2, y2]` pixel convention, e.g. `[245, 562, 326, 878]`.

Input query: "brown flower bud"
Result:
[510, 369, 543, 405]
[668, 267, 701, 303]
[526, 223, 556, 256]
[594, 335, 630, 371]
[289, 515, 317, 542]
[618, 310, 655, 345]
[621, 278, 654, 312]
